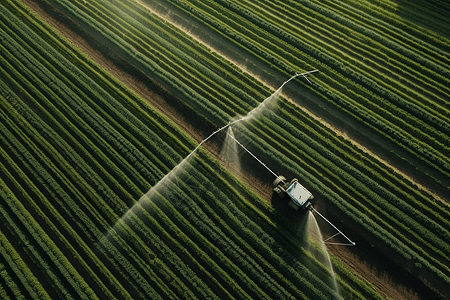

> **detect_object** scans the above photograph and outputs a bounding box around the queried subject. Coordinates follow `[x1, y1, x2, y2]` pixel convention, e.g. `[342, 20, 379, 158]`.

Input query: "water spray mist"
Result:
[109, 71, 318, 234]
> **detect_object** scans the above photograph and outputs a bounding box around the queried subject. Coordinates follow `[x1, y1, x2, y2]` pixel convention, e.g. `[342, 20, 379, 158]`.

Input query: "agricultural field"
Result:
[1, 0, 449, 299]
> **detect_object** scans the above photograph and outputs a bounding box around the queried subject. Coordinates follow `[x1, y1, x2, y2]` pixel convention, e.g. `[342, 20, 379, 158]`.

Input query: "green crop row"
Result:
[123, 199, 230, 299]
[148, 175, 260, 300]
[331, 256, 384, 300]
[3, 0, 447, 298]
[0, 260, 22, 300]
[39, 0, 450, 199]
[113, 193, 230, 299]
[110, 166, 279, 299]
[2, 3, 204, 298]
[311, 0, 450, 67]
[52, 0, 450, 175]
[233, 0, 450, 135]
[174, 0, 450, 155]
[1, 3, 288, 298]
[39, 0, 450, 166]
[70, 1, 244, 120]
[269, 109, 450, 248]
[260, 112, 450, 274]
[118, 149, 342, 298]
[138, 196, 239, 299]
[95, 0, 260, 106]
[150, 175, 280, 299]
[0, 41, 140, 211]
[276, 99, 450, 216]
[33, 0, 264, 126]
[182, 157, 342, 299]
[0, 211, 49, 300]
[4, 82, 189, 298]
[155, 0, 450, 202]
[7, 0, 201, 157]
[0, 119, 101, 300]
[232, 0, 450, 97]
[51, 0, 232, 124]
[0, 98, 168, 299]
[168, 0, 449, 144]
[0, 107, 125, 299]
[101, 216, 194, 299]
[157, 149, 361, 298]
[0, 187, 74, 299]
[49, 0, 450, 292]
[0, 3, 177, 191]
[254, 108, 450, 266]
[185, 150, 384, 300]
[168, 178, 306, 299]
[0, 65, 174, 298]
[231, 122, 450, 286]
[2, 7, 181, 192]
[3, 75, 199, 299]
[348, 0, 450, 44]
[2, 35, 162, 186]
[0, 90, 134, 299]
[235, 0, 450, 113]
[294, 0, 450, 81]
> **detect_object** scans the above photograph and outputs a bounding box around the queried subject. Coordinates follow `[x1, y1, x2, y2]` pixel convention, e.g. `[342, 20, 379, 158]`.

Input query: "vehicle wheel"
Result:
[272, 176, 286, 188]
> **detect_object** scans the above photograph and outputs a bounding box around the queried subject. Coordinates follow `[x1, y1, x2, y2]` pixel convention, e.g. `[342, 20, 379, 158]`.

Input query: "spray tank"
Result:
[273, 176, 313, 211]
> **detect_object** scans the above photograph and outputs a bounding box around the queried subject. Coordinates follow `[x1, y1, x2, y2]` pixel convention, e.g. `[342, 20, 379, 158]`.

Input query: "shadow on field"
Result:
[392, 0, 450, 38]
[281, 79, 450, 201]
[269, 188, 446, 300]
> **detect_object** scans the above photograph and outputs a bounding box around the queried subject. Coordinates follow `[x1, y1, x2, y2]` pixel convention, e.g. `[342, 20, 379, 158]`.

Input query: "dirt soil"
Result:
[21, 0, 427, 299]
[329, 244, 420, 300]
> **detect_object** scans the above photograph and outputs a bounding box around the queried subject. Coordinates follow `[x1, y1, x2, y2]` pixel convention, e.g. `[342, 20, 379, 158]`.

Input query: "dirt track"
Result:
[21, 0, 424, 298]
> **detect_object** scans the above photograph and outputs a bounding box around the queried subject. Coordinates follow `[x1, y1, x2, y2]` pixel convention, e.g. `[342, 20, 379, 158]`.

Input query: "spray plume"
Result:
[107, 70, 318, 232]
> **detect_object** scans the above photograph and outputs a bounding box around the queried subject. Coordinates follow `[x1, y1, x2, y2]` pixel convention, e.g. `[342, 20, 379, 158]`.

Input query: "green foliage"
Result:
[1, 0, 449, 298]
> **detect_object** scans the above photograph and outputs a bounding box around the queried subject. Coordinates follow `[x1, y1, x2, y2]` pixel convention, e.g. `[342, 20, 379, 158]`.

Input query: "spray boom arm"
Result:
[225, 132, 279, 179]
[186, 70, 319, 162]
[312, 208, 356, 246]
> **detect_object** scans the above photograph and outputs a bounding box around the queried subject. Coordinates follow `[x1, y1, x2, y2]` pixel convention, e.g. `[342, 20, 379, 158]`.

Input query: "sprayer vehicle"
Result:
[223, 128, 315, 212]
[273, 176, 314, 211]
